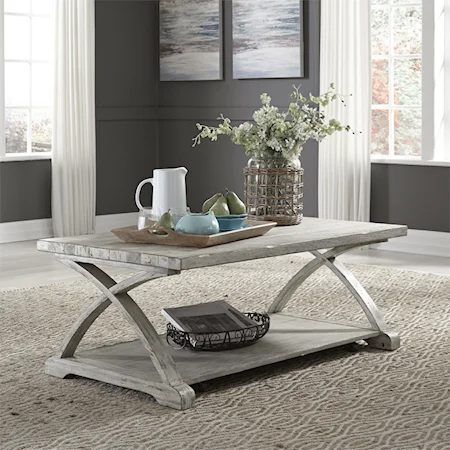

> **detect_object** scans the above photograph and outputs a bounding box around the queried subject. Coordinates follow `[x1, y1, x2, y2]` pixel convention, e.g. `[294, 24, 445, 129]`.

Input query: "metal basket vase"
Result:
[243, 165, 304, 226]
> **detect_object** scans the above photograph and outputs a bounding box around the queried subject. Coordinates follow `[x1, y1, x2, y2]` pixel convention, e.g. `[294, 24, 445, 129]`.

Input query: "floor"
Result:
[1, 239, 450, 291]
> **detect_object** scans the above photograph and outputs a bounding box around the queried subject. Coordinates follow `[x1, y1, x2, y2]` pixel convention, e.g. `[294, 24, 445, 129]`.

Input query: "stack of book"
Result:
[162, 300, 259, 348]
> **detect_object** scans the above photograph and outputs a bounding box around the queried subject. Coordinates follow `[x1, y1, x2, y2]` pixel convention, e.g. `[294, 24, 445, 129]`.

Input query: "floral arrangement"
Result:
[192, 84, 353, 162]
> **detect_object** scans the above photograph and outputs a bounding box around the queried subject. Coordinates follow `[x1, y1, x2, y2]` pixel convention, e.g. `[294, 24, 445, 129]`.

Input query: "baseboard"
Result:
[0, 218, 54, 244]
[95, 212, 139, 233]
[371, 229, 450, 258]
[0, 212, 139, 244]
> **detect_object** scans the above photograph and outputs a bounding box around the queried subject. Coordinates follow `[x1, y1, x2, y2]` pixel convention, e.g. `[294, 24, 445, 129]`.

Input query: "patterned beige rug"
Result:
[1, 254, 449, 450]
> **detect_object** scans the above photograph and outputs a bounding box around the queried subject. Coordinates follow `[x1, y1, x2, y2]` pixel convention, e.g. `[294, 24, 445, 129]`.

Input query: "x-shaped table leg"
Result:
[45, 257, 196, 410]
[268, 244, 400, 350]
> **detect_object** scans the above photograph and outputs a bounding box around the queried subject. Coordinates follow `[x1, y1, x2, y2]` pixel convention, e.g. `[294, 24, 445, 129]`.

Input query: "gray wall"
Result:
[1, 0, 449, 235]
[95, 0, 159, 215]
[0, 160, 51, 222]
[158, 0, 321, 216]
[371, 164, 450, 232]
[0, 0, 159, 223]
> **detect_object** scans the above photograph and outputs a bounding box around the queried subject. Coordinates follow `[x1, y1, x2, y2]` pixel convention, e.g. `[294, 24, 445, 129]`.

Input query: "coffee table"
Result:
[37, 217, 407, 410]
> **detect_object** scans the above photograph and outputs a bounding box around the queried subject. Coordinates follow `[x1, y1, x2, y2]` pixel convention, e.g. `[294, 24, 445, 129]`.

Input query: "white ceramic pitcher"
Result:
[135, 167, 189, 220]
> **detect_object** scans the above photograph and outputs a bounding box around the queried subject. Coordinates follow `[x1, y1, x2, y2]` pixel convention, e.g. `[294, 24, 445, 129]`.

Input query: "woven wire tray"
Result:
[166, 312, 270, 351]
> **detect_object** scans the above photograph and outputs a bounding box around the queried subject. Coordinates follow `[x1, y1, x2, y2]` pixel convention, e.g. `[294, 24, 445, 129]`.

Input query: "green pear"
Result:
[225, 189, 246, 215]
[150, 211, 174, 235]
[202, 192, 222, 213]
[209, 194, 230, 216]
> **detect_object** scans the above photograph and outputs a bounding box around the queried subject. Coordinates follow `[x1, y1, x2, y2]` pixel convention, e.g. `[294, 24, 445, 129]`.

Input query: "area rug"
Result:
[1, 254, 449, 450]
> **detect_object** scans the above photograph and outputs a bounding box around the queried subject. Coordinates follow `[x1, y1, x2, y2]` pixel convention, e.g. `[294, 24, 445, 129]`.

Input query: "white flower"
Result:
[192, 84, 353, 157]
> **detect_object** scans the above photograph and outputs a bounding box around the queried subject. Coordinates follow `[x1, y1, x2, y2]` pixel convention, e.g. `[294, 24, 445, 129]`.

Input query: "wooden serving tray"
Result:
[111, 220, 277, 247]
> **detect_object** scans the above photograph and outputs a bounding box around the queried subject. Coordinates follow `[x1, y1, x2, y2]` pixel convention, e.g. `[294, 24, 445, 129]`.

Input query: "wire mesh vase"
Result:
[243, 154, 304, 226]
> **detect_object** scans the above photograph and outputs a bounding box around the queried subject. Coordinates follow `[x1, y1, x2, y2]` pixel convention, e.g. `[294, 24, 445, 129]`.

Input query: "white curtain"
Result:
[318, 0, 372, 222]
[52, 0, 96, 237]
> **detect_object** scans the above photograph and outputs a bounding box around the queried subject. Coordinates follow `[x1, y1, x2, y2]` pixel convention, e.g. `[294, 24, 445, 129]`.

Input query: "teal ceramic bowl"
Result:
[174, 211, 220, 235]
[216, 214, 248, 232]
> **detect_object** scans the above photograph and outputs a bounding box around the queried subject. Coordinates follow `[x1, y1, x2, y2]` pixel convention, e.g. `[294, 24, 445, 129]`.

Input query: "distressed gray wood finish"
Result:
[60, 260, 183, 385]
[55, 267, 178, 358]
[37, 218, 406, 409]
[268, 244, 368, 313]
[45, 313, 380, 386]
[268, 246, 400, 351]
[37, 217, 407, 271]
[45, 356, 195, 410]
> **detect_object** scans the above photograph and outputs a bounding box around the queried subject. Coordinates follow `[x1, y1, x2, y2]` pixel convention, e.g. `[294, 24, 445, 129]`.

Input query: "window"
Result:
[371, 0, 450, 163]
[0, 0, 53, 160]
[371, 0, 423, 158]
[444, 0, 450, 159]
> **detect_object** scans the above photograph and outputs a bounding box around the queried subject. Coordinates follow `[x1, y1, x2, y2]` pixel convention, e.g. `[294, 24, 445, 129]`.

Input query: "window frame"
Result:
[371, 0, 450, 166]
[444, 0, 450, 158]
[0, 0, 52, 162]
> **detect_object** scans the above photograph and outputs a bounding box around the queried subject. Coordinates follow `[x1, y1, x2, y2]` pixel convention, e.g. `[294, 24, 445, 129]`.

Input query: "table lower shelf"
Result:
[46, 313, 379, 390]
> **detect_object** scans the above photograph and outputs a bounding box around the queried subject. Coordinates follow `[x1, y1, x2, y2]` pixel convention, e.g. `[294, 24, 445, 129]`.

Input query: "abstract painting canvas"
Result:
[232, 0, 303, 79]
[160, 0, 223, 81]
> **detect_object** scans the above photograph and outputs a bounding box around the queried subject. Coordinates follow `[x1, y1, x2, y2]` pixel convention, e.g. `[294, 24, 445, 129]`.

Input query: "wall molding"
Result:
[0, 212, 139, 244]
[95, 106, 159, 121]
[371, 229, 450, 258]
[158, 106, 267, 121]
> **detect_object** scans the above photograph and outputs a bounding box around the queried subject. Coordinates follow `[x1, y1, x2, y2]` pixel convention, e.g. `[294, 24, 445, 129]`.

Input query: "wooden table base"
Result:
[44, 243, 400, 410]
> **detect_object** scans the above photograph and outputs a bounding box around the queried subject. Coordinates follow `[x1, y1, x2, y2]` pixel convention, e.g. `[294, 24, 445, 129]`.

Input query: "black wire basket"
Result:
[166, 312, 270, 351]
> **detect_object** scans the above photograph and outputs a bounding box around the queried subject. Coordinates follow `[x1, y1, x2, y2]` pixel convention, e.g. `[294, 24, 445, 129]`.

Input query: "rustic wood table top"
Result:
[37, 217, 407, 271]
